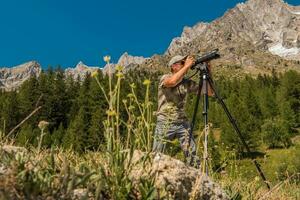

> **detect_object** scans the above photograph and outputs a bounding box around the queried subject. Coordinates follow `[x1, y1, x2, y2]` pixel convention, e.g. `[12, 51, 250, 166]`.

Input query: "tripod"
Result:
[188, 63, 271, 190]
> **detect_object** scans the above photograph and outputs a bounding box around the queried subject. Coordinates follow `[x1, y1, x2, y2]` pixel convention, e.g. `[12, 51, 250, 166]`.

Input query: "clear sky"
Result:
[0, 0, 299, 68]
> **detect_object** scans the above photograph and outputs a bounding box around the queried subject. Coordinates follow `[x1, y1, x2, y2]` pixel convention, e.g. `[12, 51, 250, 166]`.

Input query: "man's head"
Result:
[168, 55, 187, 73]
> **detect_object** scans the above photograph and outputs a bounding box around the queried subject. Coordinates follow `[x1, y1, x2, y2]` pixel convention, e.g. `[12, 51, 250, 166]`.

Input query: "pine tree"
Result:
[16, 124, 35, 146]
[48, 68, 69, 129]
[62, 107, 85, 152]
[1, 91, 20, 135]
[87, 108, 104, 150]
[276, 70, 300, 128]
[51, 123, 65, 147]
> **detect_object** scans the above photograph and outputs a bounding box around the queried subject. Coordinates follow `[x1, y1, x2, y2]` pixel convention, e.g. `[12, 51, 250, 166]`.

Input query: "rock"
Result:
[129, 151, 229, 200]
[72, 188, 89, 199]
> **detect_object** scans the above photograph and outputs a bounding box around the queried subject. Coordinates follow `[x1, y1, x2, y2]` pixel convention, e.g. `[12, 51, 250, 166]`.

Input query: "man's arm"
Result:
[163, 56, 195, 88]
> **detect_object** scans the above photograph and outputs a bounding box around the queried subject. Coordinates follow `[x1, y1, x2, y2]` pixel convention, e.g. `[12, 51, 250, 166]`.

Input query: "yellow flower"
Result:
[103, 55, 111, 63]
[143, 79, 151, 85]
[127, 93, 134, 98]
[130, 83, 136, 89]
[115, 65, 124, 71]
[91, 71, 98, 78]
[128, 106, 135, 110]
[106, 109, 116, 116]
[116, 72, 124, 78]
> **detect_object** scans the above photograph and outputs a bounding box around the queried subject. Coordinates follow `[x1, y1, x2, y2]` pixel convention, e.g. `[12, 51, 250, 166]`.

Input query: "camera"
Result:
[191, 49, 220, 70]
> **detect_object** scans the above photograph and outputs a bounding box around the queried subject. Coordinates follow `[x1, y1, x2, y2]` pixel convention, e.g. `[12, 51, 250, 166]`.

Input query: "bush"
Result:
[261, 118, 292, 148]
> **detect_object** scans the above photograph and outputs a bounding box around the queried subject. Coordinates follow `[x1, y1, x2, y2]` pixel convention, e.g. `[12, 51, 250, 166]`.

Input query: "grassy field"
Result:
[0, 60, 299, 199]
[0, 138, 299, 199]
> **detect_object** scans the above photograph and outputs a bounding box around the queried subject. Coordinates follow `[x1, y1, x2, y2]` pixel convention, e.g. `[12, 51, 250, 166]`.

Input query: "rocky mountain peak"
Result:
[165, 0, 300, 63]
[166, 22, 208, 55]
[65, 61, 100, 80]
[75, 61, 89, 70]
[102, 52, 148, 74]
[117, 52, 147, 67]
[0, 61, 41, 91]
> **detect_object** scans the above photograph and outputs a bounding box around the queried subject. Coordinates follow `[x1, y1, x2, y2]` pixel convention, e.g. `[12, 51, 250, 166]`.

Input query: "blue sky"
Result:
[0, 0, 298, 68]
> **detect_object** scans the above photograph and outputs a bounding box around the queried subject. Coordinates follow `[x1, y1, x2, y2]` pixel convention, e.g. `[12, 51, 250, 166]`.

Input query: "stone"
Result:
[129, 151, 229, 200]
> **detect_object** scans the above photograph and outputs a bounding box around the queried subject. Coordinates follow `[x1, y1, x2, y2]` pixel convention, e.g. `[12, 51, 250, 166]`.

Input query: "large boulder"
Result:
[130, 151, 229, 200]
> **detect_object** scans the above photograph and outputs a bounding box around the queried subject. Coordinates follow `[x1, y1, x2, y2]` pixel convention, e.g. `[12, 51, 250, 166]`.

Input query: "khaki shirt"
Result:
[156, 73, 198, 123]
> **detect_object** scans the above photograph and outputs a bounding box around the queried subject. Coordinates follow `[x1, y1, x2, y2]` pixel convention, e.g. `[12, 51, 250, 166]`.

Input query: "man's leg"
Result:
[152, 120, 177, 153]
[152, 121, 165, 152]
[177, 122, 201, 168]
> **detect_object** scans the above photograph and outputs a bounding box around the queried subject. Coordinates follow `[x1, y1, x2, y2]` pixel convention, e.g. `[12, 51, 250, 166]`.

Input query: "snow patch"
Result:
[268, 43, 300, 57]
[290, 10, 300, 15]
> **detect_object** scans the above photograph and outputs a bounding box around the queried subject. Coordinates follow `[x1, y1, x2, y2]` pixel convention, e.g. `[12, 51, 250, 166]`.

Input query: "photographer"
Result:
[152, 55, 213, 168]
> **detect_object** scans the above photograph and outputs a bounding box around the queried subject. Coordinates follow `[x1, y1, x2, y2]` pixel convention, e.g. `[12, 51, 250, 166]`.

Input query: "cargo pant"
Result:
[152, 120, 200, 168]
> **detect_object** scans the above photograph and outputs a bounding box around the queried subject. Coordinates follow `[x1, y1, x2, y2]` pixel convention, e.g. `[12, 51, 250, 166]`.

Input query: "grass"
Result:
[0, 57, 299, 199]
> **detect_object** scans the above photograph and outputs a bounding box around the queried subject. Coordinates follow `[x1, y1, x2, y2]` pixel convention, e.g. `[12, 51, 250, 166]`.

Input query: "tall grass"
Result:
[0, 57, 157, 199]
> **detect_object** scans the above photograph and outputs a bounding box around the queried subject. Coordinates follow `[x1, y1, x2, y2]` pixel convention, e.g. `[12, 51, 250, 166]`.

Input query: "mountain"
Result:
[140, 0, 300, 75]
[0, 52, 146, 90]
[1, 0, 300, 90]
[65, 61, 101, 80]
[102, 52, 148, 74]
[167, 0, 300, 60]
[0, 61, 41, 91]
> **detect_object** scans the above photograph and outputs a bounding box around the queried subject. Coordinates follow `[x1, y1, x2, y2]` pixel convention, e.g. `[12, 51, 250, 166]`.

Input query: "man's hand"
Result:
[184, 56, 196, 68]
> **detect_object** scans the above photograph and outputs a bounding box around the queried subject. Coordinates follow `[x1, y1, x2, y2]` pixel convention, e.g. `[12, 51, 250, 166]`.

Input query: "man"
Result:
[153, 55, 204, 168]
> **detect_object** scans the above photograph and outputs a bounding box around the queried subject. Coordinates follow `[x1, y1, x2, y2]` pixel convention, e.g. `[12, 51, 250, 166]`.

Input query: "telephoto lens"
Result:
[194, 49, 220, 66]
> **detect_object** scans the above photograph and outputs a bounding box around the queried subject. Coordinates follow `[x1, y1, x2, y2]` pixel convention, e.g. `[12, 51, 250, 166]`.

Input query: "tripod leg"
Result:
[188, 76, 203, 148]
[202, 75, 210, 175]
[206, 76, 271, 190]
[186, 74, 203, 168]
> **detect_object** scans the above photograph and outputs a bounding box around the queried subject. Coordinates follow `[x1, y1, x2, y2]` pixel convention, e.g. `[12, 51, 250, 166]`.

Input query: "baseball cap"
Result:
[168, 55, 188, 67]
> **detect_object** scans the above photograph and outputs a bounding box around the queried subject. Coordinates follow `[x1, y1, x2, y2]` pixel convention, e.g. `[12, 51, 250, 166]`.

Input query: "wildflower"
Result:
[106, 109, 116, 116]
[116, 72, 124, 78]
[103, 55, 111, 63]
[38, 120, 49, 131]
[130, 83, 136, 89]
[127, 93, 134, 98]
[91, 71, 98, 78]
[115, 65, 124, 71]
[143, 79, 151, 86]
[128, 105, 135, 110]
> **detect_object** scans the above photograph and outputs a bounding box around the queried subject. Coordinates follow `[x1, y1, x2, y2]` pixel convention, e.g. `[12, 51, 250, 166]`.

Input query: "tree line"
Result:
[0, 67, 299, 155]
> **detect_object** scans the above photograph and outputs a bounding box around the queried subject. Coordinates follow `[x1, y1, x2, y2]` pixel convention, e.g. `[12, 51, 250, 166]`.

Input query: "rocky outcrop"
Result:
[0, 61, 41, 91]
[64, 61, 101, 80]
[130, 151, 229, 199]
